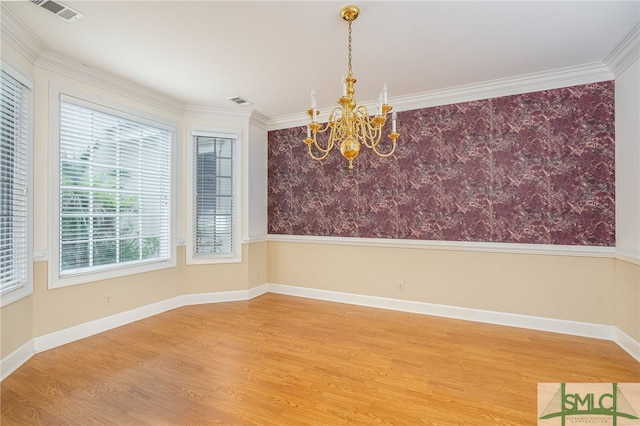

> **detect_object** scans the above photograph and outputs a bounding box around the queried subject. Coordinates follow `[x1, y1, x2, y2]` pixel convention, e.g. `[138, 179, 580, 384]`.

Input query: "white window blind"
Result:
[0, 70, 30, 299]
[59, 99, 172, 277]
[193, 134, 236, 257]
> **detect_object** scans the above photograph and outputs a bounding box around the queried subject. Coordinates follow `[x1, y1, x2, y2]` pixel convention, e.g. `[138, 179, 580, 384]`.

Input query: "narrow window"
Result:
[0, 68, 32, 305]
[190, 132, 240, 262]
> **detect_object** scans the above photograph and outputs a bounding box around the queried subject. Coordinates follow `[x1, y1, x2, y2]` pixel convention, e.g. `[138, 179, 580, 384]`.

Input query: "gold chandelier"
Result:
[304, 4, 399, 170]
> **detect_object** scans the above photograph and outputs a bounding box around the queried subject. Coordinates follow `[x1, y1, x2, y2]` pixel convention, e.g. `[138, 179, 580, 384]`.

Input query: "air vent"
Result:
[29, 0, 83, 22]
[228, 96, 252, 106]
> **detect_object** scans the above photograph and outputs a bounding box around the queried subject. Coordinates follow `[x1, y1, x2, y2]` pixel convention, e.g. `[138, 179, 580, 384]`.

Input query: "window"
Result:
[54, 95, 174, 286]
[188, 131, 241, 263]
[0, 67, 32, 306]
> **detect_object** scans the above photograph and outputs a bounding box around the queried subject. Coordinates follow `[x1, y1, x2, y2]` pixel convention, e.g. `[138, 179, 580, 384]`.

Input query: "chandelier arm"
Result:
[372, 140, 398, 157]
[311, 139, 332, 154]
[308, 118, 337, 154]
[358, 113, 383, 149]
[355, 106, 384, 148]
[354, 116, 373, 148]
[326, 119, 341, 151]
[356, 104, 370, 118]
[328, 107, 344, 127]
[314, 120, 333, 134]
[333, 117, 348, 142]
[363, 125, 383, 149]
[307, 143, 331, 161]
[310, 107, 339, 135]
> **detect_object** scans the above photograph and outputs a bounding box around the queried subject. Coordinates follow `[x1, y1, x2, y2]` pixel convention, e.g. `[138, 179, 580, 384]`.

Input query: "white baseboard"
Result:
[34, 296, 184, 354]
[1, 339, 35, 381]
[180, 285, 268, 306]
[266, 284, 615, 341]
[249, 284, 269, 299]
[2, 282, 637, 382]
[614, 327, 640, 362]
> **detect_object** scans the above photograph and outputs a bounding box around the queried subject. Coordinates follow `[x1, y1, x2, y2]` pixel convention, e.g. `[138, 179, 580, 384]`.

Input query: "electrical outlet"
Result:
[397, 281, 405, 292]
[105, 294, 111, 305]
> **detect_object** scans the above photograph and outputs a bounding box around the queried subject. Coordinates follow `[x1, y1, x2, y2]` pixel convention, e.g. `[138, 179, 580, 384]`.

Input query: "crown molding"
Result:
[249, 111, 269, 129]
[0, 4, 45, 65]
[266, 62, 613, 131]
[393, 62, 613, 112]
[183, 104, 254, 122]
[266, 112, 307, 131]
[605, 21, 640, 77]
[36, 51, 185, 116]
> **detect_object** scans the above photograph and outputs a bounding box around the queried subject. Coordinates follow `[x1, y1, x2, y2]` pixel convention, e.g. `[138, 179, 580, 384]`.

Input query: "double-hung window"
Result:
[53, 95, 174, 287]
[187, 131, 241, 263]
[0, 67, 32, 306]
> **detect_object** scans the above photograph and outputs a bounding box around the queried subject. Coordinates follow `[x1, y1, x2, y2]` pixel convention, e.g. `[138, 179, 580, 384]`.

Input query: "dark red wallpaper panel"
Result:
[268, 82, 615, 246]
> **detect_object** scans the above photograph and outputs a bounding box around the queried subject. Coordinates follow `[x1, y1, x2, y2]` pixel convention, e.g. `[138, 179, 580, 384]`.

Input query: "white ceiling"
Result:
[3, 1, 640, 120]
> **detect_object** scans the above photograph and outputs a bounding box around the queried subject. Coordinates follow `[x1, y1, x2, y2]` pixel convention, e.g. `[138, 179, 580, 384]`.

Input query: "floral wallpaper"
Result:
[268, 82, 615, 246]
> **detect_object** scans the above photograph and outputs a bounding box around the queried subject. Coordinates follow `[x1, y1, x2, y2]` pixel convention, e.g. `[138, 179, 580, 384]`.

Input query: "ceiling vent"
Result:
[30, 0, 83, 22]
[228, 96, 252, 106]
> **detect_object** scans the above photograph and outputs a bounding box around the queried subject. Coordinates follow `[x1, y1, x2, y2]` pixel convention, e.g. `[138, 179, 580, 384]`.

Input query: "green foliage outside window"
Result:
[60, 143, 160, 272]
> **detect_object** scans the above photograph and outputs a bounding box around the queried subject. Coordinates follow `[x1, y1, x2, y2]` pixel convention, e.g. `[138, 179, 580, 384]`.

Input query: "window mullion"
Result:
[115, 129, 120, 265]
[137, 130, 142, 261]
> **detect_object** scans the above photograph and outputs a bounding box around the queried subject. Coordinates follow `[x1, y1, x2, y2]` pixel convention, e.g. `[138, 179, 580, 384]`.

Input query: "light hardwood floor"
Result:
[1, 293, 639, 425]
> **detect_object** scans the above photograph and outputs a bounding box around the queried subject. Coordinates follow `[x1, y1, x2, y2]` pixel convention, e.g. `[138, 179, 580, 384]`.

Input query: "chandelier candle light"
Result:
[304, 4, 400, 170]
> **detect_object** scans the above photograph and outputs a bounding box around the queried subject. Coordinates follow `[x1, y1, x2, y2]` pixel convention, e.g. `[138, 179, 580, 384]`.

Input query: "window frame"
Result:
[49, 87, 177, 289]
[186, 129, 242, 265]
[0, 63, 34, 307]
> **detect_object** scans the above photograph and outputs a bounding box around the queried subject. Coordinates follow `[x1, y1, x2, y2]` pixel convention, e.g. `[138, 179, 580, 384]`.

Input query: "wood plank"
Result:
[2, 294, 638, 425]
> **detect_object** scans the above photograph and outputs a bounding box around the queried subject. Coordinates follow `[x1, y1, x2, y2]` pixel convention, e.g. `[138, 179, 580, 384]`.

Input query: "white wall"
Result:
[615, 57, 640, 259]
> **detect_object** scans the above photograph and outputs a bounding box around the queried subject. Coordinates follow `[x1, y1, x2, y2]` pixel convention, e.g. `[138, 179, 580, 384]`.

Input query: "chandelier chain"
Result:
[348, 20, 353, 76]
